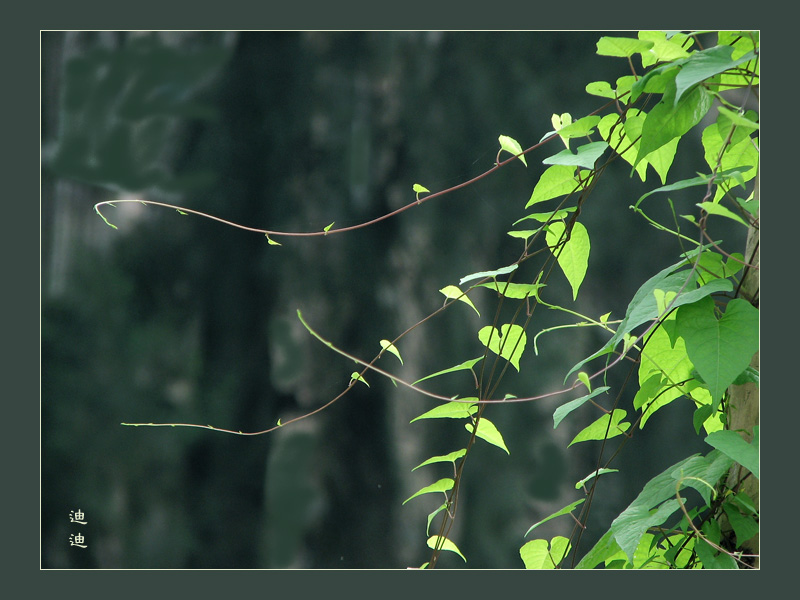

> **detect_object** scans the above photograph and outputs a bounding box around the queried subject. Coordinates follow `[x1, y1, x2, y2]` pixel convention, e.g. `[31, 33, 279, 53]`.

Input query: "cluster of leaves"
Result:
[397, 31, 759, 568]
[97, 31, 759, 568]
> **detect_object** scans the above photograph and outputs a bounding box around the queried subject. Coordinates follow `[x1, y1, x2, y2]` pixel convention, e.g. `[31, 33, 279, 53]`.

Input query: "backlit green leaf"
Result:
[412, 449, 467, 471]
[586, 81, 615, 98]
[427, 535, 466, 562]
[478, 324, 527, 371]
[520, 536, 571, 569]
[498, 134, 527, 167]
[411, 399, 478, 423]
[379, 339, 403, 365]
[350, 372, 369, 387]
[569, 409, 630, 446]
[546, 220, 590, 301]
[596, 36, 654, 58]
[697, 201, 749, 227]
[466, 417, 510, 454]
[524, 499, 585, 537]
[403, 478, 454, 505]
[526, 165, 579, 208]
[413, 357, 484, 385]
[439, 285, 480, 316]
[477, 281, 544, 300]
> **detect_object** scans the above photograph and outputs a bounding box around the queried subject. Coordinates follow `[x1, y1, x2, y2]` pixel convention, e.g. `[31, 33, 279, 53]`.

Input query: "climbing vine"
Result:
[96, 31, 759, 569]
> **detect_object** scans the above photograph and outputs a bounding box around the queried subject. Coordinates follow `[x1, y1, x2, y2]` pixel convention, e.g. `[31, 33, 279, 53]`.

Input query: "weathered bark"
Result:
[723, 169, 759, 567]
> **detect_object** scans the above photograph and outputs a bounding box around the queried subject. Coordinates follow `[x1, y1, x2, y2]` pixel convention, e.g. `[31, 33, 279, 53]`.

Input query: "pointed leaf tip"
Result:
[498, 134, 528, 167]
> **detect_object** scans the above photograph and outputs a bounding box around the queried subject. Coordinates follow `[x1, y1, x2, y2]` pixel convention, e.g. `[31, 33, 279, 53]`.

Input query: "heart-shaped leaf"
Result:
[478, 324, 527, 371]
[676, 297, 759, 407]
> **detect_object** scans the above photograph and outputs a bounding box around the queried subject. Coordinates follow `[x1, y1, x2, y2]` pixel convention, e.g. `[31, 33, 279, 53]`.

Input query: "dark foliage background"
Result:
[41, 31, 733, 569]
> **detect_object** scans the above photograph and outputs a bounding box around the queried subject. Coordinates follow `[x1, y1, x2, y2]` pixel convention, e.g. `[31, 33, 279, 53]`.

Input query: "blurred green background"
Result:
[41, 31, 734, 568]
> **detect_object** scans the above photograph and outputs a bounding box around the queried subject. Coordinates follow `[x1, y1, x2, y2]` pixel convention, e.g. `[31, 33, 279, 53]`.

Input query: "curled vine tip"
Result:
[94, 204, 118, 229]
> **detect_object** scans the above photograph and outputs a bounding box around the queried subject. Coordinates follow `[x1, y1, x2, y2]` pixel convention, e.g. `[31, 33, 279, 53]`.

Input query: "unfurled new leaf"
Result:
[379, 339, 403, 365]
[498, 134, 528, 167]
[350, 372, 369, 387]
[439, 285, 480, 316]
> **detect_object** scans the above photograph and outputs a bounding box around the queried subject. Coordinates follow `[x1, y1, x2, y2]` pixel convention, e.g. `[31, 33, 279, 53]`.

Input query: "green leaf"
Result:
[586, 81, 615, 99]
[524, 499, 586, 537]
[379, 339, 403, 365]
[413, 357, 483, 385]
[506, 229, 542, 241]
[605, 450, 732, 563]
[732, 365, 759, 386]
[427, 535, 466, 562]
[596, 36, 654, 58]
[513, 207, 576, 225]
[676, 297, 759, 406]
[410, 399, 478, 423]
[717, 106, 759, 131]
[520, 536, 571, 569]
[498, 134, 527, 167]
[553, 386, 610, 429]
[525, 164, 579, 208]
[598, 112, 649, 181]
[476, 281, 544, 300]
[265, 234, 282, 246]
[575, 468, 619, 490]
[403, 478, 454, 505]
[674, 46, 757, 105]
[565, 256, 733, 382]
[466, 417, 509, 454]
[323, 222, 334, 233]
[620, 110, 679, 183]
[412, 183, 430, 193]
[635, 168, 751, 207]
[459, 263, 518, 286]
[705, 427, 758, 478]
[350, 372, 369, 387]
[546, 220, 590, 301]
[552, 115, 601, 140]
[697, 201, 749, 227]
[722, 501, 759, 547]
[543, 141, 608, 170]
[478, 324, 527, 371]
[575, 529, 622, 569]
[636, 85, 713, 167]
[568, 409, 630, 446]
[439, 285, 480, 316]
[412, 449, 467, 471]
[577, 371, 591, 391]
[425, 503, 449, 535]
